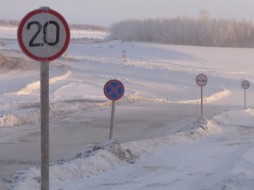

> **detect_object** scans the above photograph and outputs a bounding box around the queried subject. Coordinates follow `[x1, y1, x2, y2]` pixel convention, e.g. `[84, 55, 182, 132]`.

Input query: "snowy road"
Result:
[3, 107, 254, 190]
[0, 103, 231, 181]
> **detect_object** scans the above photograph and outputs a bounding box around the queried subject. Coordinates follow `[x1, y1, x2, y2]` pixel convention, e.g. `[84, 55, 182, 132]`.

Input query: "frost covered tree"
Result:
[110, 16, 254, 48]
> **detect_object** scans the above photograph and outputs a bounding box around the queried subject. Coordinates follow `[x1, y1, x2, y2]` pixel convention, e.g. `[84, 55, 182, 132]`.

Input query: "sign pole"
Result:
[18, 8, 70, 190]
[104, 79, 124, 140]
[41, 62, 49, 190]
[201, 86, 203, 119]
[244, 89, 246, 110]
[109, 100, 116, 140]
[241, 80, 250, 110]
[196, 73, 207, 120]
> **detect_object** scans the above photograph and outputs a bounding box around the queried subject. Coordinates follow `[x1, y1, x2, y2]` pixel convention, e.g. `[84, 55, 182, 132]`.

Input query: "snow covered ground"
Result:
[1, 26, 254, 189]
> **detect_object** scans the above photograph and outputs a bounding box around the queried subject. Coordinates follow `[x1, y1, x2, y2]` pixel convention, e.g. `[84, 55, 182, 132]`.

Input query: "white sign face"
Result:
[18, 8, 70, 62]
[241, 80, 250, 89]
[196, 74, 208, 86]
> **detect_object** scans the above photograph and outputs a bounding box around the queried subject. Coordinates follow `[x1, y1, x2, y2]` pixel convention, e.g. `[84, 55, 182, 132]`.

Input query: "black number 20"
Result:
[27, 21, 60, 47]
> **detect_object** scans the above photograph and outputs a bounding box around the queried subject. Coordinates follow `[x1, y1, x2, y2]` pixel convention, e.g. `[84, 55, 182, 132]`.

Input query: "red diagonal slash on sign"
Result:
[104, 79, 124, 101]
[107, 83, 121, 97]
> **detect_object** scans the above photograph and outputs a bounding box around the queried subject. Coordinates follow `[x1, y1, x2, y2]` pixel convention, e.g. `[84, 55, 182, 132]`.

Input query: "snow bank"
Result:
[213, 108, 254, 126]
[8, 140, 137, 190]
[124, 93, 168, 104]
[0, 26, 16, 39]
[121, 89, 231, 105]
[0, 111, 38, 128]
[7, 113, 222, 190]
[0, 101, 98, 128]
[0, 115, 21, 128]
[14, 70, 72, 96]
[177, 89, 231, 104]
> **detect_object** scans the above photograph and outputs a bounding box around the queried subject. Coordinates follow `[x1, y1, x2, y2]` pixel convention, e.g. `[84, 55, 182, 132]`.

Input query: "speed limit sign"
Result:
[18, 7, 70, 190]
[241, 80, 250, 89]
[17, 7, 70, 62]
[196, 73, 208, 87]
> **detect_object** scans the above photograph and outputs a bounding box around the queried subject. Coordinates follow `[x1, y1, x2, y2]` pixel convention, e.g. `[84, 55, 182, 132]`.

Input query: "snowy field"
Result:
[1, 26, 254, 189]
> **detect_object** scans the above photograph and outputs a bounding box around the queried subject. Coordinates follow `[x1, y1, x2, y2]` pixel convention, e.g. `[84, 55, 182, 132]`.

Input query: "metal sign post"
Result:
[241, 80, 250, 109]
[196, 74, 208, 119]
[244, 89, 247, 109]
[40, 62, 49, 190]
[201, 85, 204, 118]
[104, 79, 125, 140]
[109, 100, 116, 140]
[17, 7, 70, 190]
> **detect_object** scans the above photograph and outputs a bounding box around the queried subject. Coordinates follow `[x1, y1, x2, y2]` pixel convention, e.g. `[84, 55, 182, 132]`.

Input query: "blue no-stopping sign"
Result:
[104, 79, 124, 100]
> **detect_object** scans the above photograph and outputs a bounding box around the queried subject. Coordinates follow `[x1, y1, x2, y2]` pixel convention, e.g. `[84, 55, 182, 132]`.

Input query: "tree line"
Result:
[0, 20, 19, 26]
[109, 16, 254, 48]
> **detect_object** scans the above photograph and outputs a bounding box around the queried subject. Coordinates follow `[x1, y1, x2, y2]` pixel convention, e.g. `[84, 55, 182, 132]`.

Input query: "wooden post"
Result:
[40, 62, 49, 190]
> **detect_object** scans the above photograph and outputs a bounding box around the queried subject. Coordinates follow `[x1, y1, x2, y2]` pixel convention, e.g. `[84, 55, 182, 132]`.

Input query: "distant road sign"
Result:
[104, 79, 125, 100]
[241, 80, 250, 89]
[17, 7, 70, 62]
[196, 74, 208, 86]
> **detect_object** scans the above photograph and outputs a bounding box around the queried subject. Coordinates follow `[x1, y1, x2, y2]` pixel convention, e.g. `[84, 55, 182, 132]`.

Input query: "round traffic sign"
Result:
[17, 7, 70, 62]
[104, 79, 125, 101]
[196, 74, 208, 86]
[241, 80, 250, 89]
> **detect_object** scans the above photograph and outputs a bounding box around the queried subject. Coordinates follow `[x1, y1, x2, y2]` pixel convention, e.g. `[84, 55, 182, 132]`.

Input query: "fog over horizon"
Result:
[1, 0, 254, 26]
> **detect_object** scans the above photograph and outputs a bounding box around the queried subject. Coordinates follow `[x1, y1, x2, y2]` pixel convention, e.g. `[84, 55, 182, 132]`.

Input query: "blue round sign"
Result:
[104, 79, 125, 100]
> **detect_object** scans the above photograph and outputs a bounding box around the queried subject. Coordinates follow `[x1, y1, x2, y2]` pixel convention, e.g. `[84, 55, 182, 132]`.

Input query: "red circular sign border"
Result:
[104, 79, 125, 101]
[17, 8, 70, 62]
[241, 80, 250, 89]
[196, 73, 208, 87]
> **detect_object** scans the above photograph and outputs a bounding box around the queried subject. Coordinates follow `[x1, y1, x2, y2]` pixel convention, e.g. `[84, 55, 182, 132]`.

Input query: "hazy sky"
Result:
[1, 0, 254, 26]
